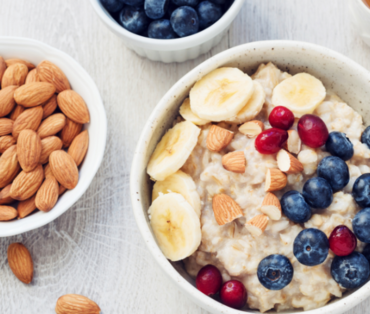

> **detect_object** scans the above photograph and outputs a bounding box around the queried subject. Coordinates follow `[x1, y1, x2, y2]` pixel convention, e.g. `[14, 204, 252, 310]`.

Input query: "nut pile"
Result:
[0, 56, 90, 220]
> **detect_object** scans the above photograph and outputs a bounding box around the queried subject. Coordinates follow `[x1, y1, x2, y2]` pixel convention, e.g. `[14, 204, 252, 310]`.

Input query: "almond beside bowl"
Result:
[0, 37, 107, 237]
[130, 40, 370, 314]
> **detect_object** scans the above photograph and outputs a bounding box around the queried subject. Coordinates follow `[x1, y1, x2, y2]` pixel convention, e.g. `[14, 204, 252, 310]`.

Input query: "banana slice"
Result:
[179, 98, 211, 126]
[152, 170, 201, 217]
[190, 67, 254, 121]
[226, 81, 266, 124]
[149, 193, 201, 261]
[272, 73, 326, 117]
[147, 121, 200, 181]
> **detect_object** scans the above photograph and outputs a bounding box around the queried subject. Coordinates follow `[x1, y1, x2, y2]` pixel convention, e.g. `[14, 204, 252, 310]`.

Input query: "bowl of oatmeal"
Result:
[130, 40, 370, 314]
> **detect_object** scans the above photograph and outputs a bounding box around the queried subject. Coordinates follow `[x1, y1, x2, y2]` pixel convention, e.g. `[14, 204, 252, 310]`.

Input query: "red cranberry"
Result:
[255, 128, 288, 154]
[329, 225, 357, 256]
[196, 265, 222, 296]
[269, 106, 295, 130]
[220, 280, 247, 309]
[297, 114, 329, 148]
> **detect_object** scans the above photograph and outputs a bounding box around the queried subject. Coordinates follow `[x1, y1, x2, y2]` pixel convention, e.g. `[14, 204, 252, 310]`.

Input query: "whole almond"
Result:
[25, 69, 39, 84]
[60, 118, 82, 148]
[10, 165, 44, 201]
[206, 125, 234, 152]
[42, 94, 57, 119]
[35, 177, 59, 212]
[12, 106, 43, 140]
[49, 150, 78, 190]
[18, 195, 37, 219]
[14, 82, 56, 108]
[9, 105, 25, 121]
[5, 59, 35, 70]
[0, 145, 21, 188]
[0, 86, 17, 117]
[0, 118, 14, 136]
[37, 60, 70, 93]
[0, 184, 14, 205]
[221, 151, 245, 173]
[37, 113, 66, 139]
[0, 56, 6, 82]
[17, 130, 42, 172]
[7, 243, 33, 284]
[0, 136, 16, 153]
[212, 194, 243, 225]
[40, 136, 63, 164]
[0, 206, 18, 221]
[68, 130, 89, 166]
[55, 294, 101, 314]
[57, 90, 90, 124]
[2, 63, 28, 88]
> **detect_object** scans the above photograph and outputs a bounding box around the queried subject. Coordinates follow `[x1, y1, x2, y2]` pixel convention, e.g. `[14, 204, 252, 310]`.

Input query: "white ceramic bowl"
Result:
[130, 40, 370, 314]
[0, 37, 107, 237]
[349, 0, 370, 48]
[89, 0, 245, 63]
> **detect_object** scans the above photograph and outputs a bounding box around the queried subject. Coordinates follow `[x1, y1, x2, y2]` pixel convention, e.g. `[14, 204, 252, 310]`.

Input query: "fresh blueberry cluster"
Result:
[100, 0, 232, 39]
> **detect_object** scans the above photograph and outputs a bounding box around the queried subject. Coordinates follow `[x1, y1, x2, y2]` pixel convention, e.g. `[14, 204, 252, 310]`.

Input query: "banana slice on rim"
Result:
[227, 81, 266, 124]
[272, 73, 326, 117]
[190, 67, 254, 121]
[179, 98, 210, 126]
[147, 121, 200, 181]
[149, 193, 201, 261]
[152, 170, 201, 217]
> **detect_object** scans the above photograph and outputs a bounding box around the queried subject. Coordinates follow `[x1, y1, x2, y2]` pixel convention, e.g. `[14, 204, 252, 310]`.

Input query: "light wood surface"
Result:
[0, 0, 369, 313]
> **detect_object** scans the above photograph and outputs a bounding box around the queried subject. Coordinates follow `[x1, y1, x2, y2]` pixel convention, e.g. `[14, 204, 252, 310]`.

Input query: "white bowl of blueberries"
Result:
[89, 0, 245, 62]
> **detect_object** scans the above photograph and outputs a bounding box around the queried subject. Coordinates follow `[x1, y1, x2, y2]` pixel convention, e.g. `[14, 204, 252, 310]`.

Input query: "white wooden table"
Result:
[0, 0, 370, 313]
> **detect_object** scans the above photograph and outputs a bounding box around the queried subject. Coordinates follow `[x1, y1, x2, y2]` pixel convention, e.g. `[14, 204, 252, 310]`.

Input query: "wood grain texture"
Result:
[0, 0, 369, 313]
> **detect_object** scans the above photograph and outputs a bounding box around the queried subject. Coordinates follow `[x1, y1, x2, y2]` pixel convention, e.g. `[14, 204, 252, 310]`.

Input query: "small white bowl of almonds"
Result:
[0, 37, 107, 237]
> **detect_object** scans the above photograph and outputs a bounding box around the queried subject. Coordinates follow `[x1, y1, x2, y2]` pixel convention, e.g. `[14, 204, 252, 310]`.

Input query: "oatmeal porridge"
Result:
[146, 62, 370, 312]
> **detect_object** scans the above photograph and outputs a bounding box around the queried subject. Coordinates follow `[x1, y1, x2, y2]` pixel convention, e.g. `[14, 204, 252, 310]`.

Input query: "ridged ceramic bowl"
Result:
[130, 40, 370, 313]
[0, 37, 107, 237]
[89, 0, 245, 63]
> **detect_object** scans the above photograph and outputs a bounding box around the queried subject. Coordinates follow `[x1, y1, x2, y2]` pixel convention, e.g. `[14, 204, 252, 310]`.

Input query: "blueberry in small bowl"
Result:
[145, 0, 169, 19]
[353, 207, 370, 243]
[317, 156, 349, 192]
[361, 126, 370, 149]
[119, 6, 150, 34]
[280, 190, 312, 223]
[325, 131, 354, 161]
[148, 19, 177, 38]
[197, 1, 223, 30]
[331, 252, 370, 289]
[101, 0, 125, 12]
[172, 0, 199, 6]
[170, 6, 200, 37]
[353, 173, 370, 208]
[302, 177, 333, 209]
[293, 228, 329, 266]
[257, 254, 294, 290]
[363, 244, 370, 264]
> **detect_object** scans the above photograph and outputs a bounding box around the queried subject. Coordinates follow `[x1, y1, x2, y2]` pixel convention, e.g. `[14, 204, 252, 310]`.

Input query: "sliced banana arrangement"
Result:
[272, 73, 326, 117]
[147, 121, 200, 181]
[190, 67, 255, 122]
[179, 98, 211, 126]
[149, 193, 202, 262]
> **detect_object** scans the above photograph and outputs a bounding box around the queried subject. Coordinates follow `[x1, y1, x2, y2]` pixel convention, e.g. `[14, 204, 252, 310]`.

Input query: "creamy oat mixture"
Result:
[179, 63, 370, 312]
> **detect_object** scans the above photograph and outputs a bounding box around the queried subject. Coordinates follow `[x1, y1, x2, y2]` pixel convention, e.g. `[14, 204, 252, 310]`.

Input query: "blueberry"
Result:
[363, 244, 370, 264]
[331, 252, 370, 289]
[302, 177, 333, 209]
[317, 156, 349, 192]
[353, 207, 370, 243]
[280, 190, 312, 223]
[222, 0, 233, 11]
[172, 0, 199, 7]
[101, 0, 125, 12]
[293, 228, 329, 266]
[257, 254, 294, 290]
[197, 1, 222, 29]
[119, 6, 150, 34]
[170, 6, 199, 37]
[325, 132, 354, 161]
[353, 174, 370, 208]
[122, 0, 144, 5]
[145, 0, 169, 19]
[148, 19, 177, 38]
[361, 126, 370, 149]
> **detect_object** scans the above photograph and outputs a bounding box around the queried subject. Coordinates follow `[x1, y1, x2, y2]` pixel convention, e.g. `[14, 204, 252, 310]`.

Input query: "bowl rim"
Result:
[89, 0, 245, 50]
[130, 40, 370, 314]
[0, 36, 107, 237]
